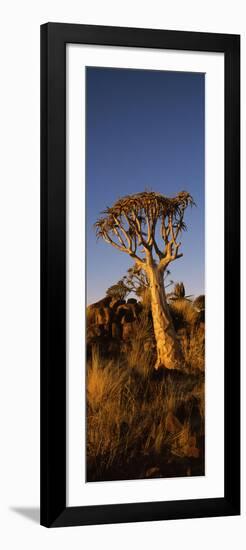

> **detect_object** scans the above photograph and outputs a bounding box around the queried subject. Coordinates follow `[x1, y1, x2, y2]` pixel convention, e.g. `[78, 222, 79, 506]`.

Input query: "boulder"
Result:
[111, 321, 121, 339]
[110, 298, 126, 311]
[116, 303, 139, 322]
[95, 306, 113, 326]
[122, 321, 136, 340]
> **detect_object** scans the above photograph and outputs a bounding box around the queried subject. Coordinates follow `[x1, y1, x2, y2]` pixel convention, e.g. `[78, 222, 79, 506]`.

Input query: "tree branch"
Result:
[102, 233, 144, 267]
[130, 210, 150, 250]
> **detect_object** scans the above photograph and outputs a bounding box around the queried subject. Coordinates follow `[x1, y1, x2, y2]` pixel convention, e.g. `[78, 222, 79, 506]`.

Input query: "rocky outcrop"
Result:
[87, 296, 143, 342]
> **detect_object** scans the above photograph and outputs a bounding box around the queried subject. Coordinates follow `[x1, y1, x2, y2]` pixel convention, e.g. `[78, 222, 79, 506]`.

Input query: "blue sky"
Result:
[86, 67, 204, 305]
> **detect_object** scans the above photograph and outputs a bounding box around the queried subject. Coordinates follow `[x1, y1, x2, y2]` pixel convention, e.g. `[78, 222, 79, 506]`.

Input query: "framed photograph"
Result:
[41, 23, 240, 527]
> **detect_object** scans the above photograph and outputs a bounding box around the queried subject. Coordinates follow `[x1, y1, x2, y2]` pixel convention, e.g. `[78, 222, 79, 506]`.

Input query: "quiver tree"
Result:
[106, 266, 172, 304]
[106, 279, 130, 301]
[95, 191, 194, 370]
[122, 266, 150, 300]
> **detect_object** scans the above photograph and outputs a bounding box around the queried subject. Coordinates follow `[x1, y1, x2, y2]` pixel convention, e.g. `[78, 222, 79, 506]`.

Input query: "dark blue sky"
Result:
[86, 67, 205, 304]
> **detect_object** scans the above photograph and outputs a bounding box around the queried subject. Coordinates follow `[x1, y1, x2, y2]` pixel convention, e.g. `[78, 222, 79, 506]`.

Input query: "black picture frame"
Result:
[41, 22, 240, 527]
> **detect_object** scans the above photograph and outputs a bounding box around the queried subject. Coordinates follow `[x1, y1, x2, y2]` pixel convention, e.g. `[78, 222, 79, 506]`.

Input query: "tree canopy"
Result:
[95, 191, 194, 272]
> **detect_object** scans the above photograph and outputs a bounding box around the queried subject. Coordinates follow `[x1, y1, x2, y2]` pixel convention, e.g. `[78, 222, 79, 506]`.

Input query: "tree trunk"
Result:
[148, 265, 183, 370]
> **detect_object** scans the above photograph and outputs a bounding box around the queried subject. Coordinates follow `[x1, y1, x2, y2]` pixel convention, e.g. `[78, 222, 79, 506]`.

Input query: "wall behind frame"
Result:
[0, 0, 244, 548]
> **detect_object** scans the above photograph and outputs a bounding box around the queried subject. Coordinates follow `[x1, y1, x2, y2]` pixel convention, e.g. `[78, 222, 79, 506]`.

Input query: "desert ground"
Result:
[86, 287, 205, 482]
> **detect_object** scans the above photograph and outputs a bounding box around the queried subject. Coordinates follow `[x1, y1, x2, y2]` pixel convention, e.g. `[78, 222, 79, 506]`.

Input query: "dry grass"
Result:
[86, 309, 205, 481]
[168, 298, 198, 327]
[126, 307, 154, 377]
[168, 298, 205, 372]
[180, 325, 205, 372]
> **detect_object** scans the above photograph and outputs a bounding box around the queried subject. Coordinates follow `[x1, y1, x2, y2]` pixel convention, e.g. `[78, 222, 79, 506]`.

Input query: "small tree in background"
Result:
[95, 191, 194, 370]
[106, 279, 130, 301]
[123, 265, 150, 299]
[106, 266, 173, 304]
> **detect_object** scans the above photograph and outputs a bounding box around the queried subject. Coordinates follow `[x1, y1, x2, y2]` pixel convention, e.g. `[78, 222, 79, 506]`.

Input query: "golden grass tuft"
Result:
[180, 325, 205, 372]
[168, 298, 197, 326]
